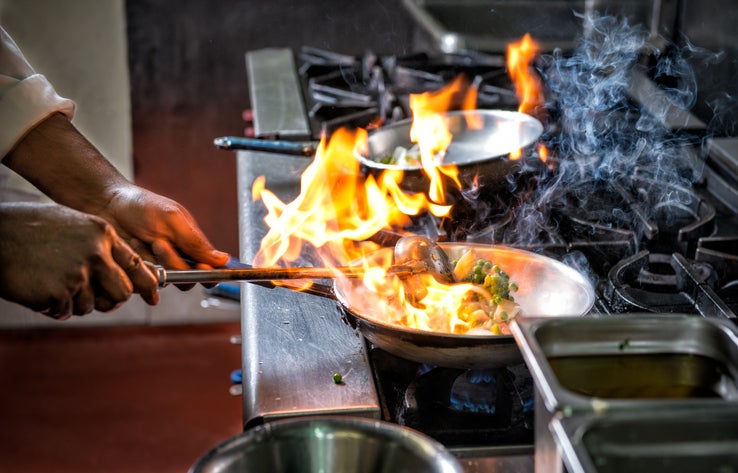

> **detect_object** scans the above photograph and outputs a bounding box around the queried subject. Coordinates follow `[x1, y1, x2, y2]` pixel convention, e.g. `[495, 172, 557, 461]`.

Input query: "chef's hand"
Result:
[2, 113, 229, 293]
[94, 183, 230, 288]
[0, 202, 159, 319]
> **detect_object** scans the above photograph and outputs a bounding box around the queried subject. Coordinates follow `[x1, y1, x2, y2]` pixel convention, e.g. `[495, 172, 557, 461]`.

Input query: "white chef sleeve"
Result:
[0, 27, 75, 159]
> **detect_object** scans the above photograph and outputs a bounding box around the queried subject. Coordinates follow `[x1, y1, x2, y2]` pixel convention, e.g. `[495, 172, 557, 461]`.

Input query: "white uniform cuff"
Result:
[0, 73, 75, 159]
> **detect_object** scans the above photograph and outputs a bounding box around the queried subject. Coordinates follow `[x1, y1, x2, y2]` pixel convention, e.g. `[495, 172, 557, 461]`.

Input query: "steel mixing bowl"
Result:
[188, 416, 462, 473]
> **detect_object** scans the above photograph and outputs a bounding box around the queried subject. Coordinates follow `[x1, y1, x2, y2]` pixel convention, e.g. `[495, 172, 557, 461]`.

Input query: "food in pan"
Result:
[379, 144, 442, 167]
[352, 246, 521, 336]
[449, 249, 520, 335]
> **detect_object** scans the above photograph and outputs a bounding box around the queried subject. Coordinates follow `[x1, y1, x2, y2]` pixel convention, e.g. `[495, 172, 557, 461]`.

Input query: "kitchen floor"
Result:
[0, 303, 243, 473]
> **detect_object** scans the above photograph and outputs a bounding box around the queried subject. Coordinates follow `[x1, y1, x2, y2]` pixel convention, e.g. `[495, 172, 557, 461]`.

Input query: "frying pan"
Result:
[356, 110, 543, 191]
[215, 110, 543, 191]
[329, 243, 594, 369]
[164, 242, 593, 369]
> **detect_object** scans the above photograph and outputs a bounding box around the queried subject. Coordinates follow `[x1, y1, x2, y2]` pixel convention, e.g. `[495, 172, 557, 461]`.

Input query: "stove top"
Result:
[236, 25, 738, 470]
[247, 47, 517, 140]
[297, 47, 515, 137]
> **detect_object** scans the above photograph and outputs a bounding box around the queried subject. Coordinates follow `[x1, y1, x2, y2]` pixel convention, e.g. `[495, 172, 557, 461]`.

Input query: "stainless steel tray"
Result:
[510, 314, 738, 473]
[550, 407, 738, 473]
[512, 314, 738, 411]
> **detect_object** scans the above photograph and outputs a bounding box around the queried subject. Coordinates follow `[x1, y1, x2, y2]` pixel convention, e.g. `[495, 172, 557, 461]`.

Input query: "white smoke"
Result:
[469, 14, 711, 250]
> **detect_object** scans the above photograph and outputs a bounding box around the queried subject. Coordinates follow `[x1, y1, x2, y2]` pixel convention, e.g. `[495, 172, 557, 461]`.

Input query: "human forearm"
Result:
[2, 112, 129, 215]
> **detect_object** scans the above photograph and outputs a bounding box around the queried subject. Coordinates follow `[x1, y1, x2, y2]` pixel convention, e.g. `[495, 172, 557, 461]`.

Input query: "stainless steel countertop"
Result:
[236, 151, 381, 427]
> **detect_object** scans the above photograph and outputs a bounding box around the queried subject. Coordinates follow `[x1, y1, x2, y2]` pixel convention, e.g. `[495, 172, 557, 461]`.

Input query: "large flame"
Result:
[252, 127, 452, 269]
[408, 74, 479, 202]
[251, 36, 542, 334]
[507, 33, 549, 162]
[360, 271, 495, 333]
[252, 76, 484, 269]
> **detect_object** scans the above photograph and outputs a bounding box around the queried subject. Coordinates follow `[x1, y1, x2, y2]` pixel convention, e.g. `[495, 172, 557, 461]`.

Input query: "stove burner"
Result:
[696, 237, 738, 315]
[240, 42, 738, 455]
[368, 346, 533, 448]
[696, 237, 738, 282]
[453, 171, 716, 277]
[605, 250, 736, 318]
[400, 365, 533, 447]
[555, 176, 716, 256]
[628, 176, 716, 256]
[449, 369, 500, 414]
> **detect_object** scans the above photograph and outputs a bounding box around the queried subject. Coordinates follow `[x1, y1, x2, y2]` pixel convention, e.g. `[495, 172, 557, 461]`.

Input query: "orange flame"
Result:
[507, 33, 545, 116]
[252, 127, 451, 269]
[359, 271, 494, 333]
[250, 51, 541, 334]
[538, 144, 549, 163]
[507, 33, 550, 163]
[408, 75, 480, 202]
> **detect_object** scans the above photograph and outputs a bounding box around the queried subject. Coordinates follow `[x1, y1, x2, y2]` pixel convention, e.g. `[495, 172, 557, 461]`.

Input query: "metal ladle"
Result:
[391, 235, 455, 303]
[150, 236, 454, 286]
[392, 235, 455, 284]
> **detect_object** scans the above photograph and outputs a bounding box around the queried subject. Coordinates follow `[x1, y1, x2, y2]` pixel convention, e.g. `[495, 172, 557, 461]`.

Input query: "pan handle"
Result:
[276, 280, 337, 300]
[214, 136, 317, 157]
[152, 257, 338, 300]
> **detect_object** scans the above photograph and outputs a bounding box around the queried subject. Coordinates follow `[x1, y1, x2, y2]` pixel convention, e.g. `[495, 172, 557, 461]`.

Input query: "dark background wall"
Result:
[679, 0, 738, 137]
[125, 0, 414, 256]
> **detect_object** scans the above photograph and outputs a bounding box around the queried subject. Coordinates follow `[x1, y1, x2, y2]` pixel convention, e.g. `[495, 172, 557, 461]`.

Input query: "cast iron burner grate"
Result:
[606, 250, 737, 318]
[297, 47, 517, 137]
[440, 161, 738, 317]
[695, 237, 738, 317]
[368, 346, 534, 448]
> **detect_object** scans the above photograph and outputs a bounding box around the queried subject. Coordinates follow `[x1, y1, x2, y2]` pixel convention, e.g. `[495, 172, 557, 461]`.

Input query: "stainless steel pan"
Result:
[356, 110, 543, 191]
[215, 110, 543, 191]
[330, 243, 594, 368]
[162, 242, 593, 369]
[157, 243, 594, 369]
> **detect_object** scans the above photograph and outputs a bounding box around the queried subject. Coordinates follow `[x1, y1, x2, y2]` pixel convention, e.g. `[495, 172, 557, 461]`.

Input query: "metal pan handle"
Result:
[152, 257, 336, 300]
[214, 136, 316, 157]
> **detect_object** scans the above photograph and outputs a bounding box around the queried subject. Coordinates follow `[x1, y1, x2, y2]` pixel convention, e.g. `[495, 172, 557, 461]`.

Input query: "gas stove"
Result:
[234, 26, 738, 471]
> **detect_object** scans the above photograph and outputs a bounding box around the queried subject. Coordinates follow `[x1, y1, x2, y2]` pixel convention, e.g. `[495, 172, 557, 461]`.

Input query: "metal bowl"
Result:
[188, 416, 463, 473]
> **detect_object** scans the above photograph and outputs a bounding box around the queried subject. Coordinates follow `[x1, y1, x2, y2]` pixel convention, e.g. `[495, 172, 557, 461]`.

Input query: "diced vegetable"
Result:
[379, 144, 441, 167]
[451, 249, 520, 335]
[453, 249, 476, 281]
